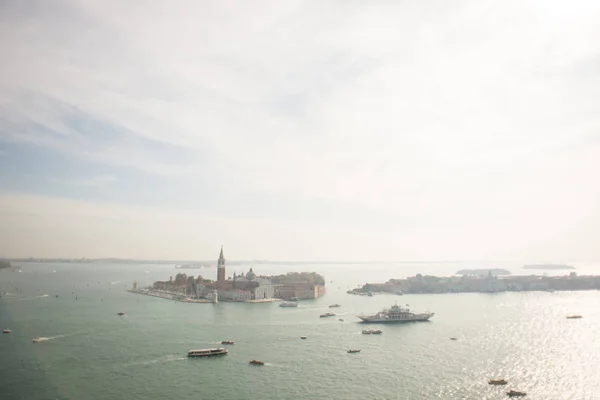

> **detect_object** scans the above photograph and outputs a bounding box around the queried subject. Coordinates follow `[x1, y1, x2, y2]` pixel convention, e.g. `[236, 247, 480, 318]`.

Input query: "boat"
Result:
[450, 337, 458, 341]
[358, 302, 434, 323]
[279, 301, 298, 308]
[506, 390, 526, 397]
[117, 312, 125, 316]
[2, 329, 10, 334]
[290, 297, 300, 301]
[488, 379, 508, 385]
[249, 359, 265, 365]
[300, 336, 307, 339]
[221, 340, 235, 345]
[32, 337, 44, 343]
[329, 304, 341, 308]
[566, 315, 582, 319]
[338, 318, 344, 322]
[347, 349, 361, 353]
[187, 348, 228, 357]
[320, 312, 336, 318]
[362, 329, 383, 335]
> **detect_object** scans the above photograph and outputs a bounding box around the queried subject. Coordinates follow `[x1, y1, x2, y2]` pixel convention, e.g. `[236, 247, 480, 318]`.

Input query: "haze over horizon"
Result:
[1, 1, 600, 262]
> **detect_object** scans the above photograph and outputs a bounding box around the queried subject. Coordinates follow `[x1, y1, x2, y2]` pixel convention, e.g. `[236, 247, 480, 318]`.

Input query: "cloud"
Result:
[1, 0, 600, 260]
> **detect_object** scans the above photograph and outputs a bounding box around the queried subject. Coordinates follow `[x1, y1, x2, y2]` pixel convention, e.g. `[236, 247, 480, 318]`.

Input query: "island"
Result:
[456, 268, 511, 276]
[523, 264, 575, 270]
[128, 246, 326, 303]
[349, 272, 600, 295]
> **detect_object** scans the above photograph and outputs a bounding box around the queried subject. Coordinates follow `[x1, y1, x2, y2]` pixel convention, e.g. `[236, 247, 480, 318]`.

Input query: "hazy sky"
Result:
[1, 0, 600, 261]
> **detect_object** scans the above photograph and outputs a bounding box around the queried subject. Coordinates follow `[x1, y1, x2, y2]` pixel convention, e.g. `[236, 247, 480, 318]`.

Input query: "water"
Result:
[1, 262, 599, 399]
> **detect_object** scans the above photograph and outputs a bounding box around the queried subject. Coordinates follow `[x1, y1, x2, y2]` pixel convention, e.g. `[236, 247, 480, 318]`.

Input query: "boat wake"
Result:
[33, 334, 66, 342]
[17, 294, 50, 301]
[124, 355, 186, 368]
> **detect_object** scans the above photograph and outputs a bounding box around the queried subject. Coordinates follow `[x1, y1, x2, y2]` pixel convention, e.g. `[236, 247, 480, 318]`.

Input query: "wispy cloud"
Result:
[1, 0, 600, 260]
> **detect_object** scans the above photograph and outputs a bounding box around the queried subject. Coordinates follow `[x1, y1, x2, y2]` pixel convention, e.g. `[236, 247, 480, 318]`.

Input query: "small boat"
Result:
[300, 336, 307, 339]
[2, 329, 10, 334]
[32, 337, 44, 343]
[187, 348, 228, 357]
[566, 315, 582, 319]
[117, 312, 125, 316]
[362, 329, 383, 335]
[279, 301, 298, 308]
[320, 312, 336, 318]
[290, 297, 300, 301]
[347, 349, 361, 353]
[221, 340, 235, 345]
[249, 359, 264, 365]
[338, 318, 344, 322]
[488, 379, 507, 385]
[329, 304, 341, 308]
[506, 390, 526, 397]
[450, 337, 458, 341]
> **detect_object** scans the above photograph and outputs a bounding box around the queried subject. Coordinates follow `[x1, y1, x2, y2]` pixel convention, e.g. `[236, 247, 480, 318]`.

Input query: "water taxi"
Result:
[320, 312, 336, 318]
[249, 359, 265, 365]
[187, 348, 228, 357]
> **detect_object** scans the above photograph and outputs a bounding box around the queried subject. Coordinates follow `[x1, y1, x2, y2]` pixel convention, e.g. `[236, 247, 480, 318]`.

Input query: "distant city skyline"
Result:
[1, 1, 600, 262]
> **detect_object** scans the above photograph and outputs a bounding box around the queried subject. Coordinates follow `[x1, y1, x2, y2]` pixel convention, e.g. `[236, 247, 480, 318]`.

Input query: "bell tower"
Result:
[217, 245, 226, 283]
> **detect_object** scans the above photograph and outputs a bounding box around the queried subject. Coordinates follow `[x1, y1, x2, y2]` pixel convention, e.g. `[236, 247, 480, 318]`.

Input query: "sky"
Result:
[1, 0, 600, 262]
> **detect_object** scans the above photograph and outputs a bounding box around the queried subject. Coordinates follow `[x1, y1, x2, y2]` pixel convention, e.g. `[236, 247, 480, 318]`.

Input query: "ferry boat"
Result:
[358, 302, 434, 323]
[279, 301, 298, 308]
[187, 348, 228, 358]
[249, 359, 265, 365]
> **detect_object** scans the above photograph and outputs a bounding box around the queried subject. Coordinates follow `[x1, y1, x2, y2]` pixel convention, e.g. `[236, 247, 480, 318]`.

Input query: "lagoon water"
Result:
[1, 262, 599, 399]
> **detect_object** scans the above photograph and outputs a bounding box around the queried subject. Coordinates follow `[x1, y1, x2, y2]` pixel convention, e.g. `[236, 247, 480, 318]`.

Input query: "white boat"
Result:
[358, 302, 434, 323]
[187, 348, 228, 357]
[279, 301, 298, 308]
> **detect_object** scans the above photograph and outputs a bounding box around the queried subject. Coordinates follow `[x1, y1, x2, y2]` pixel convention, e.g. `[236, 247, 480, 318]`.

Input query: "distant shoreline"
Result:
[523, 264, 575, 270]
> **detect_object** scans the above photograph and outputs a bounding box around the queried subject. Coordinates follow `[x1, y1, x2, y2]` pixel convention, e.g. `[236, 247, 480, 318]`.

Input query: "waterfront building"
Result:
[232, 268, 275, 300]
